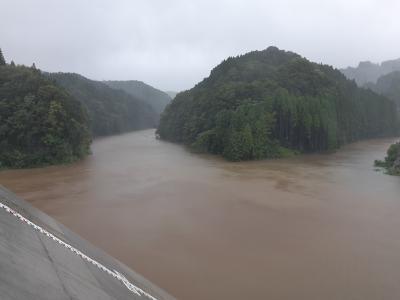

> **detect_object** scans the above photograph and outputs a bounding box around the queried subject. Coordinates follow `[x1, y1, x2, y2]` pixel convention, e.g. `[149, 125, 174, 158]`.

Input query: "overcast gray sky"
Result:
[1, 0, 399, 91]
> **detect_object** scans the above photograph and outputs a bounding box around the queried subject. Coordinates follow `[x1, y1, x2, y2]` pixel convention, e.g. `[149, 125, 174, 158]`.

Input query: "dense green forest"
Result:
[158, 47, 399, 161]
[365, 71, 400, 110]
[0, 48, 5, 66]
[0, 63, 90, 168]
[105, 80, 171, 115]
[48, 73, 158, 137]
[375, 142, 400, 175]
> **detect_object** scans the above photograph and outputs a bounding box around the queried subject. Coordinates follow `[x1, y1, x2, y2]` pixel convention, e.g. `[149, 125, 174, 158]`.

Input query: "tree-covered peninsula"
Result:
[0, 63, 91, 168]
[157, 47, 399, 161]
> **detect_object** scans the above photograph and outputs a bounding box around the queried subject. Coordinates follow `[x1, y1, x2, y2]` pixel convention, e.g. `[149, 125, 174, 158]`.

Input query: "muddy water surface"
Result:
[1, 129, 400, 300]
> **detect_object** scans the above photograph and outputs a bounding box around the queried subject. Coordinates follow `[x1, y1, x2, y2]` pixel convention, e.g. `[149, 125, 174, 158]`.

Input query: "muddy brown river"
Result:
[1, 129, 400, 300]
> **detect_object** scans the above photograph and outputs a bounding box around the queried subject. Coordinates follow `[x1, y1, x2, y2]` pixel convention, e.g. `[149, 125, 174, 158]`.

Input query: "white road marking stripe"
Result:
[0, 201, 158, 300]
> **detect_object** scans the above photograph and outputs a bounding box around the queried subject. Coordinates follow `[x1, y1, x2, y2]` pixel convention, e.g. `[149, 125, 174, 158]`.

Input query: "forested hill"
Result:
[0, 64, 91, 168]
[365, 71, 400, 110]
[104, 80, 171, 114]
[48, 73, 158, 137]
[341, 58, 400, 86]
[157, 46, 399, 161]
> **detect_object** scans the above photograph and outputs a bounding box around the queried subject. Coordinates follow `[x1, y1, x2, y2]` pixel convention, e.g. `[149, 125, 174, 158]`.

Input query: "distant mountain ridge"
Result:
[341, 58, 400, 86]
[365, 71, 400, 110]
[49, 73, 158, 137]
[104, 80, 171, 114]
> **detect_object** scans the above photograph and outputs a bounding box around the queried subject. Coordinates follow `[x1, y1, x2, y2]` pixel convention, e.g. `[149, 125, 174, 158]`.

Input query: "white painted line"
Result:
[0, 201, 158, 300]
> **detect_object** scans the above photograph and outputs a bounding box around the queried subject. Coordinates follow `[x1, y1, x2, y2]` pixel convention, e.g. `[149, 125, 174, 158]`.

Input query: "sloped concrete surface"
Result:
[0, 186, 175, 300]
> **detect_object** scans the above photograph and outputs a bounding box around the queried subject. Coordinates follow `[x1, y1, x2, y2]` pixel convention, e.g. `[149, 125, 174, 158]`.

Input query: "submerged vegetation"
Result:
[0, 62, 91, 168]
[375, 142, 400, 175]
[158, 47, 399, 161]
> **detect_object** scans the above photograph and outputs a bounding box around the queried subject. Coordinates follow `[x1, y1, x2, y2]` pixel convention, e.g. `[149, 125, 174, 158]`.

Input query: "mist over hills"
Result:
[341, 58, 400, 86]
[48, 73, 158, 137]
[340, 56, 400, 111]
[104, 80, 172, 115]
[165, 91, 178, 99]
[365, 71, 400, 110]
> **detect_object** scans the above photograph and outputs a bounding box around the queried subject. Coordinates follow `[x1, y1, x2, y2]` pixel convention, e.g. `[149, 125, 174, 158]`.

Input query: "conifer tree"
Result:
[0, 48, 6, 65]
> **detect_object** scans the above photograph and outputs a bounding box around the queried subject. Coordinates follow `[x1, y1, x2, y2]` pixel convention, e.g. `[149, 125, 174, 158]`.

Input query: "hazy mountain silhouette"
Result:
[341, 58, 400, 86]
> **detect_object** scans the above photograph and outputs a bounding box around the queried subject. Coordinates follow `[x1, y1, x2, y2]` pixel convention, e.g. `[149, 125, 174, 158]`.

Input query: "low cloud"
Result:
[1, 0, 399, 91]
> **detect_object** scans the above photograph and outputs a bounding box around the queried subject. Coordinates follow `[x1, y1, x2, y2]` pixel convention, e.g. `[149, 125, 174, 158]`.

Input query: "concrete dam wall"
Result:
[0, 186, 175, 300]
